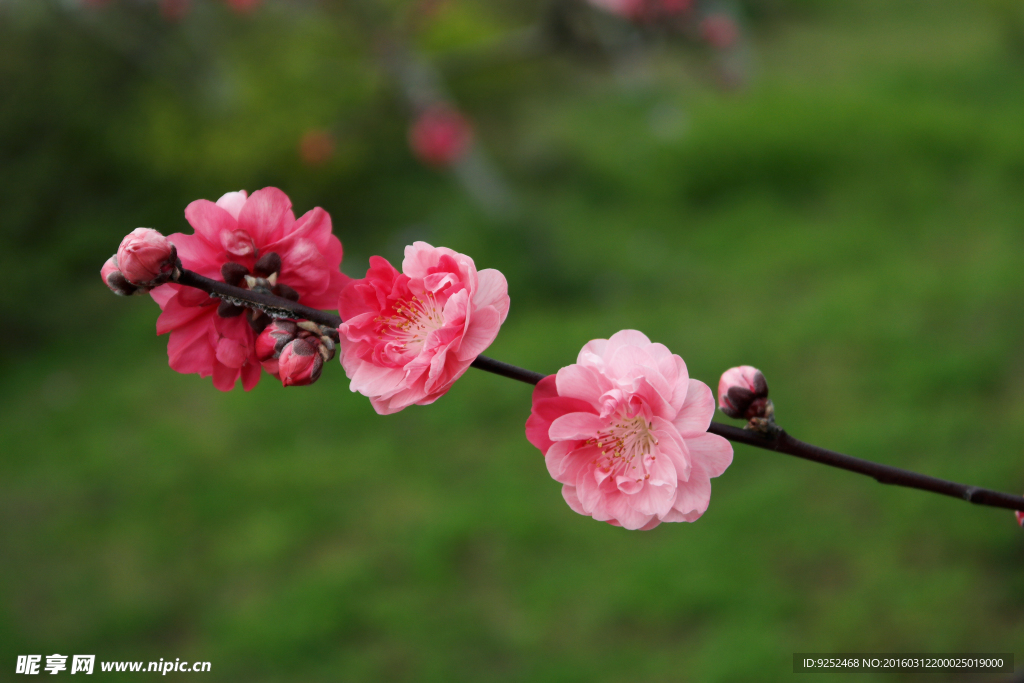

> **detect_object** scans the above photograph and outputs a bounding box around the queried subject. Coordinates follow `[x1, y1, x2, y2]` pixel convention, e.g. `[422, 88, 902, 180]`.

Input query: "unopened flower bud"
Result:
[116, 228, 177, 287]
[1016, 510, 1024, 527]
[278, 337, 323, 387]
[100, 255, 141, 296]
[255, 320, 298, 363]
[717, 365, 769, 420]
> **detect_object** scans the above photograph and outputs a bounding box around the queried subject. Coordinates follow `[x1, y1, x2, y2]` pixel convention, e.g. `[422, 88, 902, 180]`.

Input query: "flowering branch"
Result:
[165, 264, 1024, 515]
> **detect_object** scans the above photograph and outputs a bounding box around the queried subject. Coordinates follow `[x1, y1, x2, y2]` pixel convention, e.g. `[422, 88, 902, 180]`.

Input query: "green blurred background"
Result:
[2, 0, 1024, 680]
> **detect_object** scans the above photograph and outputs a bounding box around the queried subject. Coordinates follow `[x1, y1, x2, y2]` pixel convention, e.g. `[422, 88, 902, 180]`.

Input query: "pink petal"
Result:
[473, 269, 510, 323]
[555, 364, 606, 405]
[605, 329, 652, 357]
[562, 485, 587, 516]
[212, 361, 239, 391]
[237, 187, 295, 246]
[684, 433, 733, 479]
[215, 190, 248, 220]
[673, 379, 715, 436]
[184, 199, 237, 252]
[627, 478, 676, 517]
[672, 468, 711, 518]
[545, 441, 589, 484]
[549, 412, 605, 441]
[241, 359, 262, 391]
[455, 305, 500, 361]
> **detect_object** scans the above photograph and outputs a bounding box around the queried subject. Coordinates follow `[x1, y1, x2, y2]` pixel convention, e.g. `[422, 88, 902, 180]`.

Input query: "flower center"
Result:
[377, 293, 445, 350]
[587, 411, 659, 482]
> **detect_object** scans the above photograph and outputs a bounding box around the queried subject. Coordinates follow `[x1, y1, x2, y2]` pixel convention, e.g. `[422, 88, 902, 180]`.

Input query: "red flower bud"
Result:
[717, 365, 769, 420]
[278, 337, 324, 387]
[1016, 510, 1024, 527]
[255, 320, 298, 363]
[100, 255, 140, 296]
[409, 106, 473, 168]
[116, 228, 177, 288]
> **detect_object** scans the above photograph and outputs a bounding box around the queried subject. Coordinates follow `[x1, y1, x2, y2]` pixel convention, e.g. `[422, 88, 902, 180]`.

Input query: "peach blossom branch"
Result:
[170, 265, 1024, 514]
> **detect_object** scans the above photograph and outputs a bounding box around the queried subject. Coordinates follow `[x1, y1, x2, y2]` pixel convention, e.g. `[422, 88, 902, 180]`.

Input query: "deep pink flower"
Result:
[526, 330, 733, 530]
[408, 106, 473, 168]
[337, 242, 509, 414]
[116, 228, 177, 288]
[717, 365, 768, 419]
[150, 188, 348, 391]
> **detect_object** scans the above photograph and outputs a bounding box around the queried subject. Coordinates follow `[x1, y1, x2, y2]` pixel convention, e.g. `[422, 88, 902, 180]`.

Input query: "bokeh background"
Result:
[2, 0, 1024, 680]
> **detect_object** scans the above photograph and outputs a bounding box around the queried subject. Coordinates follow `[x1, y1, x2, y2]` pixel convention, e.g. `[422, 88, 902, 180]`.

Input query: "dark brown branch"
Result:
[707, 423, 1024, 512]
[175, 268, 342, 328]
[169, 266, 1024, 514]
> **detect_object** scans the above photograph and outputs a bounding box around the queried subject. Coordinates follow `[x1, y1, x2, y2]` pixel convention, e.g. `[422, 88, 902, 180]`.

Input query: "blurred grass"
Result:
[2, 0, 1024, 681]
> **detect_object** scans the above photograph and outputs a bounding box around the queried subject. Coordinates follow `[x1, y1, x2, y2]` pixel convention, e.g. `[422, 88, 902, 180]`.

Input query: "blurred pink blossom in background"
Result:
[408, 106, 474, 168]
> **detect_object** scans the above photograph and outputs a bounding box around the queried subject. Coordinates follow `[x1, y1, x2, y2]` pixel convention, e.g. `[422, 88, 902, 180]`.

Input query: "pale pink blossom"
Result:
[717, 365, 768, 419]
[337, 242, 509, 414]
[408, 106, 473, 168]
[526, 330, 733, 530]
[150, 188, 348, 391]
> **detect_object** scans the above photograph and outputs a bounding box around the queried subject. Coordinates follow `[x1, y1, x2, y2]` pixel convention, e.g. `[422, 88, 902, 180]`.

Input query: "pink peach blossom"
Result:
[116, 228, 177, 288]
[526, 330, 733, 530]
[149, 188, 348, 391]
[337, 242, 509, 414]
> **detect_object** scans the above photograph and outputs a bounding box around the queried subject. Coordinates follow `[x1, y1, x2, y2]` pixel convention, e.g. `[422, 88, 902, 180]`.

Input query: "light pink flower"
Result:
[717, 365, 768, 419]
[526, 330, 733, 530]
[116, 228, 177, 288]
[408, 106, 473, 168]
[337, 242, 509, 414]
[150, 188, 348, 391]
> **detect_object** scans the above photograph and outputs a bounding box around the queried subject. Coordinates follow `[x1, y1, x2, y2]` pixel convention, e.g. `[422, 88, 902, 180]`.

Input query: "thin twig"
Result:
[167, 266, 1024, 514]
